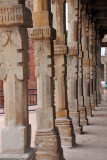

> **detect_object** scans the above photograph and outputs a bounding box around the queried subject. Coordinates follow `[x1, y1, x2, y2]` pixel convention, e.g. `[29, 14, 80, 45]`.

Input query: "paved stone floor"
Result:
[0, 91, 107, 160]
[64, 90, 107, 160]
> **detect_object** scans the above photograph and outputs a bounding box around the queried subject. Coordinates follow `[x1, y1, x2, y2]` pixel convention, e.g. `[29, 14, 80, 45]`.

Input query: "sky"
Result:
[101, 48, 105, 56]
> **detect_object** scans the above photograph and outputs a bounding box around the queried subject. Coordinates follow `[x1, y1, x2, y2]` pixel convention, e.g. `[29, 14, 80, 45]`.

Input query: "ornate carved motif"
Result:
[54, 45, 67, 55]
[68, 48, 78, 56]
[0, 5, 32, 27]
[0, 32, 9, 46]
[29, 26, 56, 40]
[0, 29, 28, 81]
[83, 58, 90, 66]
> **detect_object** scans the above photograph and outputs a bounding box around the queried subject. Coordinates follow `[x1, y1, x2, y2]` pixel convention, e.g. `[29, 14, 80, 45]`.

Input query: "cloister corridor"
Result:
[0, 91, 107, 160]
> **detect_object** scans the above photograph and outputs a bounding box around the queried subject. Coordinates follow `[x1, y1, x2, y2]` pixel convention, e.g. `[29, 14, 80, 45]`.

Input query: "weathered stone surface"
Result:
[82, 9, 92, 117]
[35, 130, 64, 160]
[32, 0, 64, 159]
[0, 1, 35, 159]
[0, 148, 35, 160]
[51, 0, 75, 146]
[78, 107, 88, 126]
[67, 0, 82, 134]
[55, 119, 75, 147]
[0, 5, 32, 27]
[78, 0, 88, 126]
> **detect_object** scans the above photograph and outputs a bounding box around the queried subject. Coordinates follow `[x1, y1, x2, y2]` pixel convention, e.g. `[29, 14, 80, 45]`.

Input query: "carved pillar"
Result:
[67, 0, 82, 134]
[30, 0, 64, 159]
[92, 23, 97, 108]
[104, 49, 107, 85]
[96, 33, 101, 104]
[89, 20, 95, 111]
[52, 0, 75, 146]
[0, 0, 35, 159]
[82, 8, 92, 116]
[104, 62, 107, 84]
[78, 1, 88, 126]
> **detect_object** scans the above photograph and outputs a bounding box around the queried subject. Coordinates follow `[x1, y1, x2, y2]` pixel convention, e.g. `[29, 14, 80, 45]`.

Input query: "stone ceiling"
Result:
[81, 0, 107, 38]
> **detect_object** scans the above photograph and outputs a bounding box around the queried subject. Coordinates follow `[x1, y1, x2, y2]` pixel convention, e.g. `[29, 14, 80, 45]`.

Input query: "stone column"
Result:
[82, 8, 92, 116]
[104, 62, 107, 84]
[92, 23, 97, 108]
[104, 49, 107, 84]
[89, 20, 95, 111]
[52, 0, 75, 145]
[29, 0, 64, 159]
[96, 33, 101, 104]
[67, 0, 82, 134]
[0, 0, 35, 159]
[78, 1, 88, 126]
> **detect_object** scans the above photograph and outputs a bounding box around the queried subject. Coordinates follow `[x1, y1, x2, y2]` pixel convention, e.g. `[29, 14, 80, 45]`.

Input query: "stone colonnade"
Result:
[104, 48, 107, 85]
[0, 0, 102, 160]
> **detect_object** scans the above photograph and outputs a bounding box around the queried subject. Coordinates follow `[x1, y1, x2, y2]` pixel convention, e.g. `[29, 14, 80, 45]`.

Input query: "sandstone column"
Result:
[78, 1, 88, 126]
[0, 0, 35, 159]
[104, 49, 107, 85]
[52, 0, 75, 145]
[92, 23, 97, 108]
[89, 20, 95, 111]
[82, 8, 92, 116]
[96, 33, 101, 104]
[67, 0, 82, 134]
[29, 0, 64, 159]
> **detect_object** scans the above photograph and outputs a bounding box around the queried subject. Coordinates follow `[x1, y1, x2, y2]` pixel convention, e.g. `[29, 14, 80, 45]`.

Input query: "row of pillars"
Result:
[0, 0, 102, 159]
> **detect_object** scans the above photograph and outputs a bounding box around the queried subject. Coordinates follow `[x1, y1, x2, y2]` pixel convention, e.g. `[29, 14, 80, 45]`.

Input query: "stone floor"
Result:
[64, 90, 107, 160]
[0, 91, 107, 160]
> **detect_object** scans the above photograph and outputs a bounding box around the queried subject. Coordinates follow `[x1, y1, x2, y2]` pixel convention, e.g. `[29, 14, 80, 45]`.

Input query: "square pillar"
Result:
[52, 0, 75, 145]
[82, 7, 92, 117]
[0, 1, 35, 159]
[67, 0, 83, 134]
[29, 0, 64, 159]
[78, 1, 88, 126]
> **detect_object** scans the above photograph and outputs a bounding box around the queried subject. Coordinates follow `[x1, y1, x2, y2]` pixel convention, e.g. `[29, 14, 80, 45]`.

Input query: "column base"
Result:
[69, 111, 82, 134]
[1, 124, 31, 153]
[78, 107, 88, 126]
[0, 148, 35, 160]
[55, 118, 75, 147]
[90, 94, 95, 111]
[86, 106, 92, 117]
[91, 103, 95, 111]
[35, 129, 65, 160]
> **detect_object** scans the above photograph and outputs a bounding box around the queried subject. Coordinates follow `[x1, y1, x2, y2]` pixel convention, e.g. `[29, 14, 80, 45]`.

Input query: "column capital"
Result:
[0, 4, 32, 27]
[51, 0, 65, 4]
[68, 48, 78, 56]
[29, 26, 56, 40]
[54, 45, 67, 55]
[83, 58, 90, 66]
